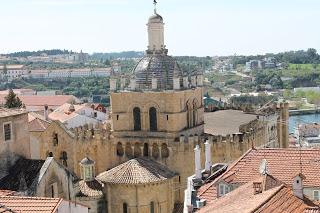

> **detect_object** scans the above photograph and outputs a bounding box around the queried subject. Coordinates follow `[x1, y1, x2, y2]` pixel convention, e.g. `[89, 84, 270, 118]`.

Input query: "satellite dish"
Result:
[259, 159, 268, 175]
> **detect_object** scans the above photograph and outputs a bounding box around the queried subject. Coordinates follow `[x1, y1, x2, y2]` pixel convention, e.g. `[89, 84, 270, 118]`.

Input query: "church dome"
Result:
[133, 54, 185, 90]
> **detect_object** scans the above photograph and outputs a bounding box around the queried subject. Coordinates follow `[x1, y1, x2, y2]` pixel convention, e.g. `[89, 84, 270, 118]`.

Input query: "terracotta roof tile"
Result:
[198, 148, 320, 202]
[97, 157, 176, 184]
[0, 108, 27, 118]
[28, 112, 50, 132]
[0, 196, 62, 213]
[198, 175, 318, 213]
[0, 190, 16, 196]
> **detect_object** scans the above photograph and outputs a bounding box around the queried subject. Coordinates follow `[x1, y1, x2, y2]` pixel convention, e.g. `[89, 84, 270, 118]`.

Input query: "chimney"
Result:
[130, 78, 136, 91]
[152, 77, 157, 90]
[293, 173, 305, 199]
[173, 77, 180, 90]
[194, 145, 201, 179]
[44, 105, 49, 121]
[204, 140, 212, 172]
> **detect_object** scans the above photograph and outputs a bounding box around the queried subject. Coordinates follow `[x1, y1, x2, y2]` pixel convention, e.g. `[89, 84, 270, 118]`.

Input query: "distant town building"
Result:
[294, 86, 320, 93]
[0, 64, 28, 81]
[48, 103, 107, 129]
[28, 67, 112, 79]
[245, 57, 277, 71]
[295, 123, 320, 147]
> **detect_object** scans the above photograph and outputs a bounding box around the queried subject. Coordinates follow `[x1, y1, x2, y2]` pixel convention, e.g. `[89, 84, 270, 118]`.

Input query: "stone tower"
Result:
[109, 3, 204, 202]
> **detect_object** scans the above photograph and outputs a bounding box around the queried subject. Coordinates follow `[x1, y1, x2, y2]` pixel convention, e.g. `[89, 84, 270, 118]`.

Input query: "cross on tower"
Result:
[153, 0, 158, 14]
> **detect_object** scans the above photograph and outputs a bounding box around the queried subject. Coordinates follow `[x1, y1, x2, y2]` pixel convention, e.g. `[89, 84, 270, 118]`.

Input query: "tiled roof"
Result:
[28, 112, 50, 132]
[78, 179, 104, 198]
[0, 190, 16, 196]
[204, 110, 257, 136]
[0, 108, 27, 118]
[0, 196, 62, 213]
[0, 95, 79, 110]
[0, 158, 45, 192]
[97, 157, 176, 185]
[198, 148, 320, 202]
[0, 204, 16, 213]
[198, 175, 318, 213]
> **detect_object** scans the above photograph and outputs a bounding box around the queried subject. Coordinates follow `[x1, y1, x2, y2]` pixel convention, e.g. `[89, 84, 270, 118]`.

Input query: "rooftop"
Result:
[204, 110, 258, 136]
[0, 196, 62, 213]
[0, 108, 27, 118]
[0, 158, 45, 192]
[78, 179, 104, 198]
[97, 157, 176, 185]
[198, 148, 320, 202]
[28, 112, 51, 132]
[198, 175, 319, 213]
[0, 95, 79, 111]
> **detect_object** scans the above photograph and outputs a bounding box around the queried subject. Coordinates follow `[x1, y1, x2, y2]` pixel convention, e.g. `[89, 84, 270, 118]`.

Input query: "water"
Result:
[289, 113, 320, 133]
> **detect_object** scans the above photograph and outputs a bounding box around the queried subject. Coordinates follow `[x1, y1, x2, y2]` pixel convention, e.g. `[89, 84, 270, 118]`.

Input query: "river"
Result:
[289, 113, 320, 133]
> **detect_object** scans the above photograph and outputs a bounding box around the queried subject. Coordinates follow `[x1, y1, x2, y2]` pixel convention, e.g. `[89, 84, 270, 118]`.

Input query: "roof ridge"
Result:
[198, 148, 254, 197]
[250, 184, 286, 213]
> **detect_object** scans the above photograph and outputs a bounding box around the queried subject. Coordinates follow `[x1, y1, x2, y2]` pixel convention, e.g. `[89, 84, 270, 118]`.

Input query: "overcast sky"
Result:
[1, 0, 320, 56]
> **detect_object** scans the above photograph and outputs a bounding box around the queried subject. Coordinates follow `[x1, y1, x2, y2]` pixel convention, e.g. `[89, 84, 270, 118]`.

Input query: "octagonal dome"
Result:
[132, 54, 186, 90]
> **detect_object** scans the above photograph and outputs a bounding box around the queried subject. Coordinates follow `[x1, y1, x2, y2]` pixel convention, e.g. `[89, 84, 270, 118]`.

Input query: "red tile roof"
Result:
[198, 174, 319, 213]
[0, 190, 15, 196]
[0, 196, 63, 213]
[28, 112, 51, 132]
[0, 95, 78, 110]
[198, 148, 320, 202]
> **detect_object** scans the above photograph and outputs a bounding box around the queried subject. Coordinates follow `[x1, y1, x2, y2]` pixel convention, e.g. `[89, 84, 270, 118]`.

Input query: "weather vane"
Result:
[153, 0, 158, 14]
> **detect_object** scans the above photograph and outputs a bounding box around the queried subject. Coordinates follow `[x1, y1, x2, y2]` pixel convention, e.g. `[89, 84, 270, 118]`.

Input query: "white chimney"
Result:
[120, 77, 126, 90]
[152, 77, 157, 90]
[44, 105, 49, 121]
[110, 78, 117, 91]
[173, 77, 180, 90]
[194, 145, 201, 179]
[293, 173, 305, 199]
[205, 140, 212, 171]
[130, 78, 136, 90]
[183, 76, 189, 89]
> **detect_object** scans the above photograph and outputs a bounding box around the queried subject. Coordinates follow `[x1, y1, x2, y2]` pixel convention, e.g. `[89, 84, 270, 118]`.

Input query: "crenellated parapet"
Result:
[71, 122, 112, 142]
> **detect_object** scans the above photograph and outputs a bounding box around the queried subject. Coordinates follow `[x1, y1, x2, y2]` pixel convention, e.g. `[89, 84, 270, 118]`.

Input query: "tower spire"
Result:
[153, 0, 157, 14]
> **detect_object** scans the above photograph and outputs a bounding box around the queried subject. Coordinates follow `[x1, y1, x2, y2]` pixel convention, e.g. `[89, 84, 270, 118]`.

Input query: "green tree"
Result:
[4, 89, 23, 108]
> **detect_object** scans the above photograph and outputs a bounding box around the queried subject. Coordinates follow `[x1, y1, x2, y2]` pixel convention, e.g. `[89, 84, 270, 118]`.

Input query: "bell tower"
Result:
[109, 0, 205, 203]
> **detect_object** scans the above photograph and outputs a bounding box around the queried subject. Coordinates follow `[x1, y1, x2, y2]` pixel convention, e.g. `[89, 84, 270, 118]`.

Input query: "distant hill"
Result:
[91, 51, 144, 60]
[5, 49, 73, 57]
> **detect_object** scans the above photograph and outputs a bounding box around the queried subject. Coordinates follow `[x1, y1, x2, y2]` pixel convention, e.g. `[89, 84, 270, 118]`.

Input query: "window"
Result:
[116, 142, 124, 156]
[218, 183, 230, 196]
[161, 143, 169, 158]
[3, 123, 11, 141]
[53, 133, 59, 146]
[123, 203, 128, 213]
[143, 143, 149, 157]
[314, 190, 320, 200]
[60, 151, 68, 167]
[94, 112, 97, 118]
[149, 107, 157, 131]
[133, 107, 141, 131]
[150, 201, 155, 213]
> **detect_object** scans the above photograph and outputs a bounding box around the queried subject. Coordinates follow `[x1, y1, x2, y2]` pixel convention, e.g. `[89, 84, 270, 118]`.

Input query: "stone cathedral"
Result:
[105, 4, 204, 212]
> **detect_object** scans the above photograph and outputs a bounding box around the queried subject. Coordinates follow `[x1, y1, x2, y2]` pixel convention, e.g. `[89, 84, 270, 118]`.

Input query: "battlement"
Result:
[71, 122, 112, 141]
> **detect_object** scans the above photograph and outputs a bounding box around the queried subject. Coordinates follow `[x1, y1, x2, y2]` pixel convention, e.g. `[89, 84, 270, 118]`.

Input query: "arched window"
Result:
[133, 107, 141, 131]
[123, 203, 128, 213]
[47, 152, 53, 157]
[53, 133, 59, 146]
[60, 151, 68, 167]
[134, 143, 141, 157]
[161, 143, 169, 158]
[125, 143, 133, 158]
[149, 107, 157, 131]
[143, 143, 149, 157]
[152, 143, 159, 159]
[116, 142, 124, 156]
[150, 201, 155, 213]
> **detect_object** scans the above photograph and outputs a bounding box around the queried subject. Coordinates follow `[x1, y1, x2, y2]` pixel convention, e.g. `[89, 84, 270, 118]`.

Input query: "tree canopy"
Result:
[4, 89, 23, 108]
